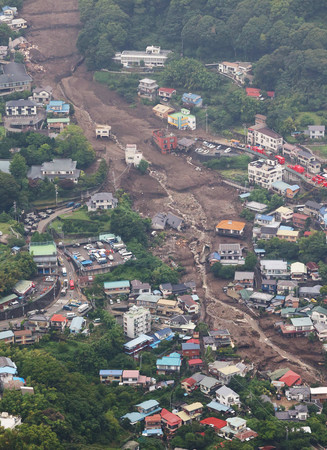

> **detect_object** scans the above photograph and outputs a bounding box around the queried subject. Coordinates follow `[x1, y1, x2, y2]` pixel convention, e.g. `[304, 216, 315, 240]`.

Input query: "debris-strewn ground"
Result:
[21, 0, 326, 382]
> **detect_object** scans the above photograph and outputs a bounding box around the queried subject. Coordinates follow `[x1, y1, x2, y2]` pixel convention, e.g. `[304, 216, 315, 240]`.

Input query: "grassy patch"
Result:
[219, 169, 248, 183]
[60, 209, 91, 221]
[232, 125, 247, 136]
[296, 111, 324, 125]
[0, 221, 16, 236]
[307, 145, 327, 158]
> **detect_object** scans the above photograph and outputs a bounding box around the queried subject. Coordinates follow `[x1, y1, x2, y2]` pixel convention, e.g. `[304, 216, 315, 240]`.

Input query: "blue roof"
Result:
[182, 93, 202, 101]
[274, 295, 285, 300]
[156, 356, 181, 367]
[121, 412, 144, 423]
[182, 343, 200, 350]
[46, 101, 70, 113]
[123, 334, 153, 349]
[13, 377, 24, 383]
[142, 429, 163, 436]
[0, 330, 14, 340]
[291, 317, 313, 327]
[69, 316, 84, 332]
[254, 248, 265, 254]
[155, 327, 173, 338]
[256, 214, 274, 221]
[104, 280, 130, 289]
[271, 181, 290, 192]
[99, 370, 122, 376]
[136, 399, 159, 410]
[289, 185, 300, 191]
[279, 226, 294, 231]
[207, 400, 231, 412]
[169, 352, 181, 358]
[239, 192, 251, 199]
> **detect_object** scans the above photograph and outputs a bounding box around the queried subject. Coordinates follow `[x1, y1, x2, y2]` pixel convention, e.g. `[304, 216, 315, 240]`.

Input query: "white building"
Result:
[247, 123, 283, 152]
[32, 86, 52, 104]
[260, 260, 289, 279]
[123, 305, 151, 339]
[125, 144, 143, 167]
[6, 99, 37, 116]
[216, 385, 240, 407]
[86, 192, 118, 212]
[113, 46, 172, 67]
[217, 243, 245, 265]
[0, 412, 21, 429]
[248, 159, 284, 188]
[138, 78, 158, 100]
[306, 125, 325, 139]
[95, 124, 111, 138]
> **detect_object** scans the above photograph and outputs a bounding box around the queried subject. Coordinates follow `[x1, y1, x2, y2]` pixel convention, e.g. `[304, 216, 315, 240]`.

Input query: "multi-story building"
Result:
[215, 220, 246, 237]
[217, 243, 245, 265]
[260, 260, 289, 279]
[95, 124, 111, 138]
[32, 86, 52, 104]
[292, 212, 309, 229]
[27, 159, 80, 183]
[181, 93, 203, 108]
[86, 192, 118, 212]
[158, 87, 176, 100]
[248, 159, 284, 188]
[168, 108, 196, 130]
[138, 78, 158, 100]
[104, 280, 130, 296]
[153, 103, 174, 119]
[247, 123, 283, 152]
[6, 99, 37, 116]
[306, 125, 325, 139]
[125, 144, 143, 166]
[113, 46, 172, 67]
[152, 129, 177, 154]
[0, 62, 32, 95]
[46, 100, 70, 116]
[29, 241, 57, 274]
[123, 305, 151, 339]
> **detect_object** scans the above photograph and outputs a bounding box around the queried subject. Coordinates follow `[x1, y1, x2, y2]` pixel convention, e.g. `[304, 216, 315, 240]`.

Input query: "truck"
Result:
[62, 267, 67, 276]
[97, 241, 104, 249]
[98, 257, 107, 265]
[78, 303, 89, 315]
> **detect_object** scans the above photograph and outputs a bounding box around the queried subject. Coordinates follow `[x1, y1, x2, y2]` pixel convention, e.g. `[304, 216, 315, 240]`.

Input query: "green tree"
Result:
[10, 154, 28, 183]
[137, 159, 149, 175]
[0, 172, 19, 212]
[55, 125, 95, 168]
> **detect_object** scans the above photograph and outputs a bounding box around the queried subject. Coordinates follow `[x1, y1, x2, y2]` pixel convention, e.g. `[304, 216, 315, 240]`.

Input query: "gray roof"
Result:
[216, 385, 238, 397]
[0, 62, 32, 85]
[89, 192, 117, 202]
[27, 165, 42, 179]
[33, 86, 52, 94]
[0, 356, 16, 369]
[218, 243, 242, 252]
[299, 285, 322, 295]
[287, 386, 310, 396]
[308, 125, 325, 131]
[305, 200, 321, 210]
[200, 376, 219, 389]
[0, 159, 10, 174]
[261, 226, 278, 235]
[6, 99, 37, 107]
[234, 271, 254, 281]
[152, 212, 166, 228]
[166, 212, 183, 229]
[42, 158, 77, 172]
[191, 372, 206, 383]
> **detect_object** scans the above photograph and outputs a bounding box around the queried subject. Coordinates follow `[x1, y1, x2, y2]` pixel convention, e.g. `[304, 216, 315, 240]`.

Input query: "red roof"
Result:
[182, 377, 197, 386]
[267, 91, 275, 98]
[161, 408, 182, 426]
[279, 370, 302, 387]
[186, 338, 200, 344]
[145, 414, 161, 423]
[246, 88, 260, 98]
[188, 358, 203, 366]
[304, 231, 312, 236]
[200, 417, 227, 430]
[159, 87, 176, 94]
[50, 314, 67, 323]
[306, 261, 319, 270]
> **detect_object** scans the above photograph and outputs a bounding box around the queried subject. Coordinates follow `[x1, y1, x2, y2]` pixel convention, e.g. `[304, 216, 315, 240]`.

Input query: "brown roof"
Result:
[14, 329, 32, 337]
[145, 414, 161, 423]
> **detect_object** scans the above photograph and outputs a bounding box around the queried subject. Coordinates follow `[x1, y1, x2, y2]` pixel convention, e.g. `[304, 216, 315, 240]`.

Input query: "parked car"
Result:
[66, 202, 74, 208]
[73, 203, 81, 209]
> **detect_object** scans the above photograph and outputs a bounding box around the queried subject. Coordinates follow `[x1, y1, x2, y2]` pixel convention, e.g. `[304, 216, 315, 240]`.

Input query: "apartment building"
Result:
[247, 123, 283, 152]
[260, 260, 289, 279]
[138, 78, 158, 100]
[248, 159, 284, 188]
[123, 305, 151, 339]
[113, 46, 171, 67]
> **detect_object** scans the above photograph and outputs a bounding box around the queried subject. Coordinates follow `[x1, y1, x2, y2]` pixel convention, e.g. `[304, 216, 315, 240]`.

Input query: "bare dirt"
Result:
[21, 0, 326, 383]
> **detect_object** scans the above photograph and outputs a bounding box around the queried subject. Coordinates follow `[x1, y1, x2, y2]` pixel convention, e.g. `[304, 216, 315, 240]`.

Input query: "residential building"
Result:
[217, 243, 245, 265]
[143, 414, 162, 436]
[0, 45, 8, 57]
[254, 225, 278, 241]
[246, 87, 275, 99]
[247, 123, 283, 152]
[216, 365, 241, 384]
[274, 206, 294, 222]
[168, 108, 196, 130]
[152, 129, 177, 154]
[311, 306, 327, 324]
[0, 293, 18, 310]
[290, 262, 307, 281]
[69, 316, 85, 334]
[125, 144, 143, 166]
[255, 214, 275, 226]
[248, 159, 284, 188]
[249, 291, 274, 308]
[286, 386, 310, 402]
[200, 417, 228, 432]
[86, 192, 118, 212]
[182, 342, 200, 358]
[158, 87, 176, 100]
[24, 314, 49, 333]
[245, 201, 268, 213]
[168, 314, 196, 333]
[234, 271, 254, 288]
[27, 158, 80, 183]
[277, 280, 298, 296]
[99, 370, 123, 383]
[181, 93, 203, 108]
[215, 220, 245, 237]
[293, 213, 309, 229]
[0, 62, 32, 94]
[123, 334, 154, 356]
[46, 100, 70, 115]
[156, 298, 182, 316]
[216, 385, 240, 407]
[29, 241, 57, 274]
[275, 404, 308, 421]
[166, 213, 183, 231]
[0, 357, 17, 376]
[0, 412, 21, 430]
[130, 280, 151, 296]
[279, 369, 302, 386]
[199, 376, 220, 395]
[177, 402, 203, 424]
[307, 261, 320, 279]
[0, 330, 14, 344]
[95, 124, 111, 138]
[280, 317, 314, 337]
[138, 78, 158, 100]
[6, 99, 37, 116]
[220, 417, 247, 437]
[306, 125, 325, 139]
[136, 293, 160, 311]
[261, 279, 277, 294]
[161, 408, 182, 434]
[113, 46, 172, 67]
[310, 387, 327, 403]
[271, 180, 300, 198]
[178, 295, 199, 315]
[304, 200, 321, 218]
[123, 305, 151, 339]
[136, 400, 161, 417]
[50, 314, 68, 331]
[276, 229, 299, 242]
[104, 280, 130, 296]
[208, 329, 232, 347]
[218, 61, 252, 84]
[181, 376, 200, 394]
[9, 18, 27, 30]
[32, 86, 52, 104]
[260, 260, 289, 279]
[207, 400, 234, 415]
[152, 103, 174, 119]
[13, 330, 36, 345]
[299, 284, 322, 298]
[156, 352, 181, 375]
[47, 117, 70, 131]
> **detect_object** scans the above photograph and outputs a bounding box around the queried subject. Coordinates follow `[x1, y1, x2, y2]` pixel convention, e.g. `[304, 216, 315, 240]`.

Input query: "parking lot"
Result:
[193, 140, 241, 159]
[23, 209, 55, 236]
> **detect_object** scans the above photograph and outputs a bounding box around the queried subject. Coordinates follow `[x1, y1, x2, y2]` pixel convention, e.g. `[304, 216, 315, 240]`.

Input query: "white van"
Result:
[66, 312, 76, 319]
[62, 267, 67, 276]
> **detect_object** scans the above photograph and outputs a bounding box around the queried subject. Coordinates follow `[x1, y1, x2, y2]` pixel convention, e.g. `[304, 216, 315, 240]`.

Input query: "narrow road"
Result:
[37, 207, 72, 233]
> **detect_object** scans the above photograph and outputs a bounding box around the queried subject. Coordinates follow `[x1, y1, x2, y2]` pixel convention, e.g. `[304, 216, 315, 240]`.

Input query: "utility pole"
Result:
[205, 107, 208, 134]
[112, 170, 116, 191]
[55, 184, 58, 206]
[13, 201, 16, 221]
